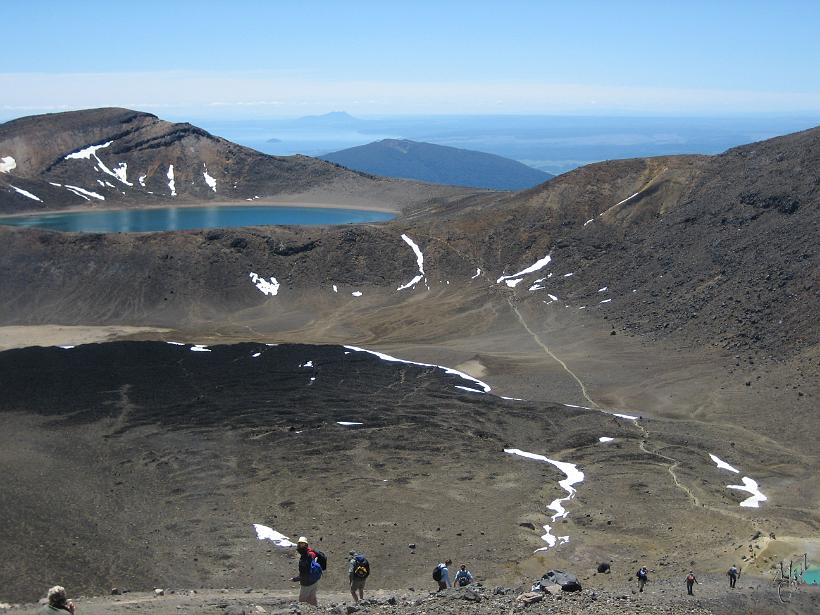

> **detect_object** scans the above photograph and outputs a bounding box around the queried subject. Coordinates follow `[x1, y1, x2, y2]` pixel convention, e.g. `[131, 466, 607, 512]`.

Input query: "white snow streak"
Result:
[337, 421, 363, 426]
[203, 164, 217, 192]
[0, 156, 16, 173]
[504, 448, 584, 551]
[65, 185, 104, 200]
[332, 285, 338, 293]
[351, 291, 363, 297]
[599, 437, 615, 443]
[112, 162, 133, 186]
[66, 141, 113, 161]
[396, 234, 426, 291]
[253, 524, 296, 548]
[344, 345, 491, 393]
[563, 272, 574, 277]
[471, 268, 481, 279]
[190, 345, 211, 352]
[727, 476, 767, 508]
[251, 352, 261, 358]
[598, 287, 608, 292]
[138, 174, 146, 187]
[249, 272, 280, 296]
[497, 254, 552, 286]
[302, 361, 313, 368]
[599, 298, 612, 304]
[547, 293, 558, 301]
[167, 164, 176, 196]
[10, 185, 42, 202]
[583, 218, 594, 227]
[709, 453, 740, 473]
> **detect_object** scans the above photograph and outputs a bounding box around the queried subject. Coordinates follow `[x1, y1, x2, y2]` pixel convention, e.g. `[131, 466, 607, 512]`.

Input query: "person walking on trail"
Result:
[727, 564, 740, 588]
[685, 570, 699, 595]
[453, 563, 474, 587]
[291, 536, 325, 606]
[636, 566, 649, 592]
[40, 586, 75, 614]
[433, 559, 452, 591]
[348, 550, 370, 603]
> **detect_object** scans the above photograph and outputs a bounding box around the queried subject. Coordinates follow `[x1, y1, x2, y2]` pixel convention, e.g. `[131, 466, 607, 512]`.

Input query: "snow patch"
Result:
[598, 437, 615, 443]
[249, 272, 280, 296]
[396, 234, 426, 291]
[251, 352, 261, 358]
[471, 268, 481, 279]
[10, 185, 42, 202]
[66, 141, 113, 161]
[203, 164, 217, 192]
[727, 476, 767, 508]
[583, 218, 594, 227]
[504, 448, 584, 551]
[190, 345, 211, 352]
[598, 287, 608, 292]
[337, 421, 363, 426]
[0, 156, 16, 173]
[167, 164, 176, 196]
[65, 185, 105, 200]
[138, 174, 146, 187]
[58, 345, 75, 349]
[253, 524, 296, 548]
[547, 293, 558, 301]
[344, 345, 491, 393]
[709, 454, 740, 473]
[332, 284, 338, 293]
[351, 291, 363, 297]
[599, 298, 611, 304]
[112, 162, 133, 186]
[563, 272, 574, 277]
[302, 361, 313, 368]
[497, 254, 552, 286]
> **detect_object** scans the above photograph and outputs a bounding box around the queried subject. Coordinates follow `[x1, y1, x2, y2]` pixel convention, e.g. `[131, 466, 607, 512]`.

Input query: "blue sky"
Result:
[2, 0, 820, 118]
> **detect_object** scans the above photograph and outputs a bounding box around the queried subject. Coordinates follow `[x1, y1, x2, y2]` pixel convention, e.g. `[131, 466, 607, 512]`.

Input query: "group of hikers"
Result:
[636, 564, 741, 596]
[290, 538, 475, 606]
[36, 542, 748, 613]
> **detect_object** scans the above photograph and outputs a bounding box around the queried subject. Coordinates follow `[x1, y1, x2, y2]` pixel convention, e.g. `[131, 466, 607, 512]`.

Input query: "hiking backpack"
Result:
[687, 574, 695, 583]
[432, 564, 443, 581]
[352, 554, 370, 579]
[307, 557, 323, 584]
[637, 569, 647, 580]
[309, 548, 328, 571]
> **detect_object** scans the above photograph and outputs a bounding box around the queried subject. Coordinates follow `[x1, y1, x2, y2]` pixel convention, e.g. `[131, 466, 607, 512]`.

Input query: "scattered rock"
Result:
[111, 588, 122, 596]
[542, 569, 582, 592]
[154, 588, 165, 596]
[516, 592, 543, 605]
[597, 562, 611, 573]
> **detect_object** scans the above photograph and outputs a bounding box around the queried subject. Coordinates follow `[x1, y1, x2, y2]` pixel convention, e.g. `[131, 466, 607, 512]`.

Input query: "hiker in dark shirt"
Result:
[727, 565, 739, 588]
[685, 571, 699, 595]
[40, 586, 75, 614]
[636, 567, 649, 592]
[290, 536, 320, 606]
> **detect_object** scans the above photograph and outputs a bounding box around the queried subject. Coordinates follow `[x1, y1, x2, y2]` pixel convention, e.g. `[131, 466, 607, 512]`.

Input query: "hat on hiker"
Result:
[297, 536, 308, 545]
[350, 550, 356, 556]
[47, 586, 67, 606]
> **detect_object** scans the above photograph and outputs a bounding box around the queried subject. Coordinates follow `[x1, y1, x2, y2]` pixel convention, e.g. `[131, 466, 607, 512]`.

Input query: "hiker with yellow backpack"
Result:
[348, 550, 371, 603]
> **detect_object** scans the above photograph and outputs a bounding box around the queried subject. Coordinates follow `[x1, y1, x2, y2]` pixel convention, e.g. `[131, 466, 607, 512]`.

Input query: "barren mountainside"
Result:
[0, 108, 470, 213]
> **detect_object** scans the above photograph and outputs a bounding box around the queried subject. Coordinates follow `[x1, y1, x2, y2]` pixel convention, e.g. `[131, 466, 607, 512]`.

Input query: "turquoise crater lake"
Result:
[0, 205, 395, 232]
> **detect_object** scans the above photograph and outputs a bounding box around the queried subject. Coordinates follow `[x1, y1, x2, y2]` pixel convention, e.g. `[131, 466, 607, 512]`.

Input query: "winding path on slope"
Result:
[505, 296, 755, 520]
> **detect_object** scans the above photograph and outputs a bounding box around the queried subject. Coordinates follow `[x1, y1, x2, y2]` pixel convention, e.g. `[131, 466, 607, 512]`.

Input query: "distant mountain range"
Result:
[320, 139, 553, 190]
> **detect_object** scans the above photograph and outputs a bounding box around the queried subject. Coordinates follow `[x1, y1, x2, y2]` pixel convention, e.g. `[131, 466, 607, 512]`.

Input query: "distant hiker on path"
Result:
[727, 565, 740, 588]
[348, 550, 370, 603]
[636, 567, 649, 592]
[685, 570, 699, 595]
[40, 586, 75, 614]
[454, 563, 474, 587]
[433, 559, 452, 591]
[291, 536, 325, 606]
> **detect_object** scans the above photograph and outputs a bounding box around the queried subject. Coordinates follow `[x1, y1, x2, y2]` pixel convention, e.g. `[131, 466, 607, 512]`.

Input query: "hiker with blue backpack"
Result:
[348, 550, 371, 602]
[433, 559, 452, 591]
[291, 536, 326, 606]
